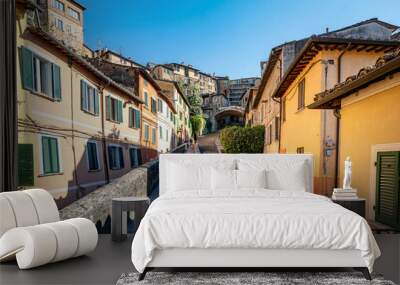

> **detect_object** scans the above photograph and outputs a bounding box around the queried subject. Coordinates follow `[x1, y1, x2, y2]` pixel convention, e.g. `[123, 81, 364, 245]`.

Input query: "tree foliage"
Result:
[219, 125, 265, 153]
[190, 114, 206, 141]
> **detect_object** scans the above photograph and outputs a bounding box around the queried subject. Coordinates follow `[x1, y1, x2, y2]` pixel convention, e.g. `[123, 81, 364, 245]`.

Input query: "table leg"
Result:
[112, 201, 123, 242]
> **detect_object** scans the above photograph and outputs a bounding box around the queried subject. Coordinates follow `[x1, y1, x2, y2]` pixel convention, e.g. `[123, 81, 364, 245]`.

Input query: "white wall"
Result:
[157, 98, 174, 153]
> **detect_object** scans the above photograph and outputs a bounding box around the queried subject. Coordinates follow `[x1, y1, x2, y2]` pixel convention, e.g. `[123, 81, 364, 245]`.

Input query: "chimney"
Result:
[326, 27, 329, 33]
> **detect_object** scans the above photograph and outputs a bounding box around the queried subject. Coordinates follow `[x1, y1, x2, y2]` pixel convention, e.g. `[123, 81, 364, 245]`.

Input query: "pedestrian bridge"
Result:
[214, 106, 245, 129]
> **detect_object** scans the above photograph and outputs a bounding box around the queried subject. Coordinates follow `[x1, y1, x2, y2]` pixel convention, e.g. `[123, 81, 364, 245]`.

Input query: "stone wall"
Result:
[59, 160, 158, 227]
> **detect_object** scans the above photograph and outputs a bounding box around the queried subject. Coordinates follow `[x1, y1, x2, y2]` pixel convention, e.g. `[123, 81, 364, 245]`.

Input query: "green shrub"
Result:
[219, 125, 265, 153]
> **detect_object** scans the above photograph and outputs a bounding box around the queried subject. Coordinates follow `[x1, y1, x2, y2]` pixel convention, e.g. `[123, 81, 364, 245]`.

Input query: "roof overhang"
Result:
[253, 47, 283, 108]
[25, 27, 143, 104]
[308, 52, 400, 109]
[272, 37, 400, 99]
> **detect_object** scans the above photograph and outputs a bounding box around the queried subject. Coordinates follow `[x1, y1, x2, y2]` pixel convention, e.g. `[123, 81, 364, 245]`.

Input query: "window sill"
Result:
[110, 167, 123, 171]
[38, 172, 64, 177]
[107, 119, 121, 124]
[28, 89, 61, 102]
[82, 109, 99, 117]
[88, 169, 101, 173]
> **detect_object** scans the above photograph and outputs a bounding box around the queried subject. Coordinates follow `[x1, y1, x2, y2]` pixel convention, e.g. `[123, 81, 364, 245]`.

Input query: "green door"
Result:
[18, 144, 34, 186]
[375, 151, 400, 230]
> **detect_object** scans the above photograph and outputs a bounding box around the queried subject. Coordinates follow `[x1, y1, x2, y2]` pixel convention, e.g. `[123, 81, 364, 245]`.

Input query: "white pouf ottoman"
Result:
[0, 189, 98, 269]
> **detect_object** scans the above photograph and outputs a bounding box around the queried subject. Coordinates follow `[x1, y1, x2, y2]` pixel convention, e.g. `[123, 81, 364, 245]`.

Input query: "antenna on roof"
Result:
[96, 39, 104, 51]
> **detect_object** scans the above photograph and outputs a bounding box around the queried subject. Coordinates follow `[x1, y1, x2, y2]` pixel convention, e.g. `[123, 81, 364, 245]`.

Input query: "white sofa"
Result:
[0, 189, 98, 269]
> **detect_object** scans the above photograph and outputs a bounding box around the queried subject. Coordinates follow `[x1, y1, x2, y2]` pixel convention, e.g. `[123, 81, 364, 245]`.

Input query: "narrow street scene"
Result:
[197, 133, 220, 153]
[1, 0, 400, 284]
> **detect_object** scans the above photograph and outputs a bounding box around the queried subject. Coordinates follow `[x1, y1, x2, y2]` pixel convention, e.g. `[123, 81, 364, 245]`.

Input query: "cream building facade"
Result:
[16, 7, 143, 208]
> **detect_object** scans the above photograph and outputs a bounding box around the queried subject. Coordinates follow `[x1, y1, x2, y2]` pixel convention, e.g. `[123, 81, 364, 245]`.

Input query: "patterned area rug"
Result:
[116, 272, 395, 285]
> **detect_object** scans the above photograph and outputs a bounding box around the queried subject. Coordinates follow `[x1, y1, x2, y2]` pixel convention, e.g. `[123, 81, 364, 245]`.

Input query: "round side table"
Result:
[111, 197, 150, 242]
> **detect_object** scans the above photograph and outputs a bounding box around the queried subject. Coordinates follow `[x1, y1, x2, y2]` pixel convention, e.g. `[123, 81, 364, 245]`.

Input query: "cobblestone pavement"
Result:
[198, 132, 220, 153]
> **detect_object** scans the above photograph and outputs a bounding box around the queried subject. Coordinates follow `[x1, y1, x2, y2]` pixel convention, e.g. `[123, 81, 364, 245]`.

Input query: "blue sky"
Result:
[80, 0, 400, 79]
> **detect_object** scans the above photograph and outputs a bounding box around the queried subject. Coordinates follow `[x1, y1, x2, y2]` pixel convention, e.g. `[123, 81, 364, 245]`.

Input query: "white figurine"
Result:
[343, 156, 352, 189]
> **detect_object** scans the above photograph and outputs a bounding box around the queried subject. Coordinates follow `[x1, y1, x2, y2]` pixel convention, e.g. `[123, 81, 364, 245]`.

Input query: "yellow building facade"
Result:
[309, 50, 400, 229]
[273, 39, 399, 195]
[253, 47, 282, 153]
[138, 71, 160, 161]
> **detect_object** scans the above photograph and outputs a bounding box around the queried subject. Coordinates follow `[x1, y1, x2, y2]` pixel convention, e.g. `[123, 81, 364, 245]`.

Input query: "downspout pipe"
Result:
[273, 58, 282, 153]
[334, 43, 351, 188]
[99, 85, 110, 184]
[68, 57, 81, 200]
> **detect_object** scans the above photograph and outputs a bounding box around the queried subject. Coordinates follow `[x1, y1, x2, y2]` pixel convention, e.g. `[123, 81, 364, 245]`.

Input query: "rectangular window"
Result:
[108, 145, 124, 170]
[144, 79, 148, 87]
[54, 18, 64, 31]
[152, 128, 156, 144]
[144, 124, 150, 141]
[144, 91, 148, 107]
[159, 126, 163, 140]
[158, 98, 163, 113]
[298, 78, 305, 110]
[166, 129, 169, 142]
[296, 147, 305, 154]
[129, 147, 141, 168]
[129, 108, 141, 129]
[67, 7, 80, 21]
[282, 97, 286, 122]
[21, 47, 61, 100]
[274, 116, 280, 140]
[51, 0, 65, 11]
[41, 136, 60, 175]
[179, 112, 183, 120]
[105, 95, 123, 122]
[151, 98, 157, 113]
[80, 80, 99, 115]
[87, 141, 99, 171]
[268, 125, 272, 145]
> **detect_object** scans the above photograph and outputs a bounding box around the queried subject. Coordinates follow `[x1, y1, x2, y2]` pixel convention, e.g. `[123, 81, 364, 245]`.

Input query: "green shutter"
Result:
[52, 64, 61, 100]
[152, 128, 156, 144]
[17, 144, 34, 186]
[94, 89, 99, 115]
[118, 147, 124, 168]
[375, 151, 400, 230]
[87, 142, 99, 170]
[135, 109, 141, 129]
[145, 125, 149, 141]
[117, 100, 123, 122]
[108, 146, 115, 169]
[144, 92, 148, 106]
[128, 108, 133, 128]
[81, 80, 88, 111]
[21, 47, 34, 91]
[106, 96, 111, 120]
[42, 136, 60, 174]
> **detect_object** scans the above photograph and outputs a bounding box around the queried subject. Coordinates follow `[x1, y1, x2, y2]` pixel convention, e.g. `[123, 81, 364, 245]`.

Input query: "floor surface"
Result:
[1, 234, 398, 285]
[0, 235, 134, 285]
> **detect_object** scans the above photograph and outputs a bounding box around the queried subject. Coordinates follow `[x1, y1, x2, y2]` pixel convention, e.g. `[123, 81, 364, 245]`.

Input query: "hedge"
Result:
[219, 125, 265, 153]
